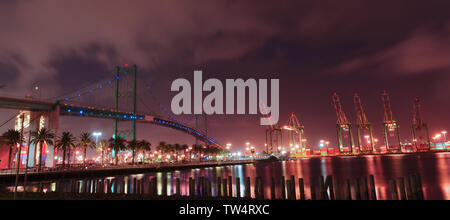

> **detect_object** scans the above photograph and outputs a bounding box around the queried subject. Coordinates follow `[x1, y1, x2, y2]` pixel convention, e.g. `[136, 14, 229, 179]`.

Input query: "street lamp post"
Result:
[93, 132, 102, 145]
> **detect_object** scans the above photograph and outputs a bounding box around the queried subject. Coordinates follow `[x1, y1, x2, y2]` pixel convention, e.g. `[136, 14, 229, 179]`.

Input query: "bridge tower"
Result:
[112, 65, 138, 160]
[381, 91, 402, 152]
[333, 93, 356, 154]
[283, 113, 306, 155]
[353, 94, 375, 153]
[412, 98, 431, 151]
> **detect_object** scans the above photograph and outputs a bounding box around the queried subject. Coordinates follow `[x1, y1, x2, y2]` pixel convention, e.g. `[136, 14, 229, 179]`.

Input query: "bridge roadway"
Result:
[0, 96, 218, 146]
[0, 160, 255, 184]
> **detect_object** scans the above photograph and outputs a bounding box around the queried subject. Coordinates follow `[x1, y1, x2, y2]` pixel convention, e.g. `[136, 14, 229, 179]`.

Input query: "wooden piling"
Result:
[310, 177, 316, 200]
[397, 177, 406, 200]
[188, 177, 194, 197]
[286, 180, 292, 200]
[334, 180, 341, 200]
[259, 177, 265, 200]
[245, 177, 251, 198]
[290, 175, 296, 200]
[228, 176, 233, 198]
[415, 173, 424, 200]
[254, 177, 260, 199]
[354, 178, 361, 200]
[362, 177, 369, 200]
[107, 179, 112, 194]
[223, 178, 228, 197]
[369, 175, 377, 200]
[217, 177, 222, 197]
[270, 177, 276, 200]
[344, 179, 352, 200]
[405, 176, 414, 200]
[236, 177, 241, 198]
[325, 175, 334, 200]
[196, 177, 201, 196]
[299, 178, 305, 200]
[281, 176, 286, 200]
[319, 176, 327, 200]
[389, 180, 399, 200]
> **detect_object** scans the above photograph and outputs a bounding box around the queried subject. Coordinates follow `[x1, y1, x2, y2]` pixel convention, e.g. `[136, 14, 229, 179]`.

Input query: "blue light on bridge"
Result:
[67, 109, 71, 113]
[99, 85, 103, 89]
[108, 81, 112, 85]
[78, 94, 81, 97]
[65, 97, 69, 101]
[79, 110, 84, 114]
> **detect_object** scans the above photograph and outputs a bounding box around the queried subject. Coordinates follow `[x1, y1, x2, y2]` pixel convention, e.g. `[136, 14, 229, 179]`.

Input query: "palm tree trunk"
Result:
[83, 147, 87, 166]
[62, 149, 66, 167]
[101, 148, 104, 166]
[67, 148, 71, 168]
[8, 145, 13, 169]
[38, 143, 43, 171]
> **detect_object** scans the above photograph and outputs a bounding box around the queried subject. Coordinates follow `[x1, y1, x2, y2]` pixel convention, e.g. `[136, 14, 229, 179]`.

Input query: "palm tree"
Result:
[138, 140, 151, 163]
[55, 132, 76, 168]
[181, 144, 188, 161]
[173, 143, 182, 162]
[108, 137, 127, 165]
[0, 129, 21, 169]
[97, 140, 108, 165]
[127, 140, 139, 164]
[79, 133, 94, 166]
[30, 128, 54, 171]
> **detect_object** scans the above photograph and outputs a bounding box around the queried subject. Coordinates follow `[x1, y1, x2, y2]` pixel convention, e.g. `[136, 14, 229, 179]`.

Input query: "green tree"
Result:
[79, 133, 95, 166]
[97, 140, 108, 165]
[0, 129, 21, 169]
[127, 140, 140, 164]
[139, 140, 151, 163]
[108, 137, 127, 165]
[30, 128, 54, 171]
[55, 132, 76, 168]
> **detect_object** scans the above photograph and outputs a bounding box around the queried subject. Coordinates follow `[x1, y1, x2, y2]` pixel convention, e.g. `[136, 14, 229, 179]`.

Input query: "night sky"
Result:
[1, 0, 450, 152]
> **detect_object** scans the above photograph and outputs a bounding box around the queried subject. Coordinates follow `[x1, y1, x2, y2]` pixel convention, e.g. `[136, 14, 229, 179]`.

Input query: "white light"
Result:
[93, 132, 102, 137]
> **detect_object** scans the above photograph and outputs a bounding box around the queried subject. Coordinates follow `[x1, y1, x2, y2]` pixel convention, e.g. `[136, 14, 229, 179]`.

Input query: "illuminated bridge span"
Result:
[0, 96, 218, 146]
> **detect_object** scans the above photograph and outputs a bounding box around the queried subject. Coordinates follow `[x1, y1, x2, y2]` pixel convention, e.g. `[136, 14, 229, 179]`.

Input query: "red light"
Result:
[124, 64, 129, 67]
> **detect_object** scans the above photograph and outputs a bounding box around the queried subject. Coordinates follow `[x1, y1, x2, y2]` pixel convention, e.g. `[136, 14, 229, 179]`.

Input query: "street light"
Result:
[93, 132, 102, 144]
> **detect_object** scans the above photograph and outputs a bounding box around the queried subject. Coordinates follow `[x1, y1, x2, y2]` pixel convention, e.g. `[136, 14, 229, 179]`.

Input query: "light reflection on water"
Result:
[15, 152, 450, 200]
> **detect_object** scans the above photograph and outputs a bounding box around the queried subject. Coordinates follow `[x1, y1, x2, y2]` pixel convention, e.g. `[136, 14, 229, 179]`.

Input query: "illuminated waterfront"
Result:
[15, 152, 450, 200]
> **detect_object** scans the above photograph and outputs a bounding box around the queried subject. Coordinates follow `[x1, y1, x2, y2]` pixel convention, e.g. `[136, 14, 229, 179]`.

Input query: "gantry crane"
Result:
[381, 91, 402, 152]
[283, 113, 306, 155]
[333, 93, 356, 154]
[354, 94, 375, 153]
[412, 98, 431, 151]
[266, 126, 282, 155]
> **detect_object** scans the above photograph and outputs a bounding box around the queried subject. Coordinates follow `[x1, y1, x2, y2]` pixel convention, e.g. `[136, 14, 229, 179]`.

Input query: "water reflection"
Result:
[10, 152, 450, 200]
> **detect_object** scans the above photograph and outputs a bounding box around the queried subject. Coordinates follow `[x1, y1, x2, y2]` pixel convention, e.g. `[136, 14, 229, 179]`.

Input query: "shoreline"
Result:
[0, 160, 254, 185]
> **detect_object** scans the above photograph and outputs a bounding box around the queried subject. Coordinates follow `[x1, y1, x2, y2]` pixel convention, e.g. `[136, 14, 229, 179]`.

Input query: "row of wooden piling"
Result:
[388, 174, 424, 200]
[31, 173, 424, 200]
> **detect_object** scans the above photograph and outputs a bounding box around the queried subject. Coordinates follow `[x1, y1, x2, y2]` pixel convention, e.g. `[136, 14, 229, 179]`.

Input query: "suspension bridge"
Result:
[0, 64, 218, 169]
